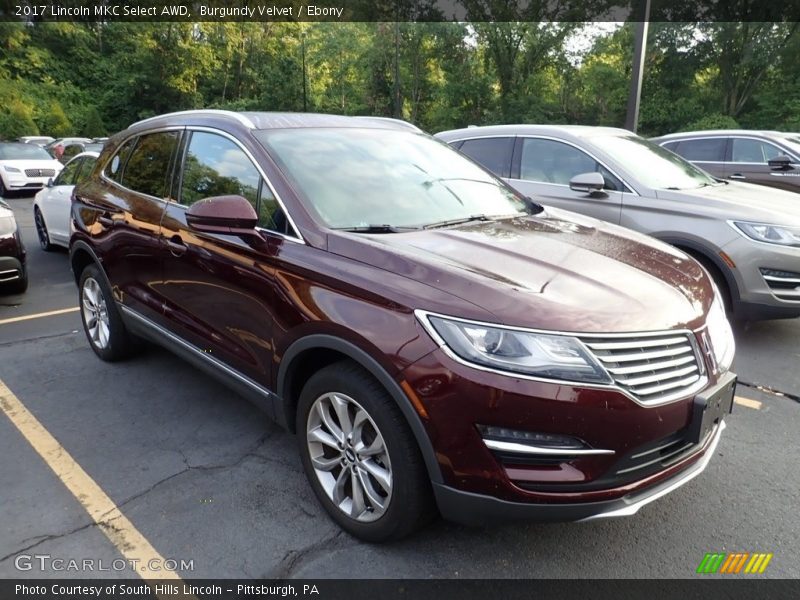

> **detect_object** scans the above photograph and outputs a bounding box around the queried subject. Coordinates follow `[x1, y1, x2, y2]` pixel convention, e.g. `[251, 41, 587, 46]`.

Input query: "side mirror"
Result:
[46, 177, 54, 188]
[768, 155, 793, 171]
[185, 195, 258, 234]
[569, 172, 606, 195]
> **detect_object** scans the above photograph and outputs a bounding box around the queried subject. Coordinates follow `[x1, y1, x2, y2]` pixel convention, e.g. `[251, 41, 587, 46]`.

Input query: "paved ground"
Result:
[1, 194, 798, 580]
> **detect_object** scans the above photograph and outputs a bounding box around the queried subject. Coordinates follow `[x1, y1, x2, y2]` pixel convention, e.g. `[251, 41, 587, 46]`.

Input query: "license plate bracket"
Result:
[688, 373, 736, 445]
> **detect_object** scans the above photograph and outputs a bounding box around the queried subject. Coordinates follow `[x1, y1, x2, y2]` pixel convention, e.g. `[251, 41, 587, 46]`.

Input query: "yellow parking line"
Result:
[0, 378, 182, 582]
[734, 396, 762, 410]
[0, 306, 79, 326]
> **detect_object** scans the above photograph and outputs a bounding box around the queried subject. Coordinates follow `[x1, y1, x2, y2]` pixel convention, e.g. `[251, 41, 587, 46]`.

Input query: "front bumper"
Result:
[3, 172, 53, 190]
[434, 420, 726, 525]
[722, 235, 800, 318]
[0, 255, 25, 283]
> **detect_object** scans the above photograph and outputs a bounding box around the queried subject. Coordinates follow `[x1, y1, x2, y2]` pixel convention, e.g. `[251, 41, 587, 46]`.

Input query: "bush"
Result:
[0, 101, 38, 140]
[81, 106, 106, 138]
[681, 113, 740, 131]
[39, 101, 72, 137]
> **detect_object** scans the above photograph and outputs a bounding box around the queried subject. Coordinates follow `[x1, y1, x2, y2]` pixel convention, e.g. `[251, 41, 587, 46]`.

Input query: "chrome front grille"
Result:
[760, 268, 800, 302]
[24, 168, 55, 177]
[579, 332, 705, 404]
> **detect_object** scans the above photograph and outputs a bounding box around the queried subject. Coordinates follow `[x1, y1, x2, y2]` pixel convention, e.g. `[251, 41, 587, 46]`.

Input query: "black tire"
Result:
[78, 264, 139, 361]
[34, 207, 54, 251]
[297, 361, 435, 542]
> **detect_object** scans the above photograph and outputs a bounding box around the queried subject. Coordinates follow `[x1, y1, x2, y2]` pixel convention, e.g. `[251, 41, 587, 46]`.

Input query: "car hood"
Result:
[327, 208, 712, 333]
[655, 181, 800, 226]
[0, 159, 63, 171]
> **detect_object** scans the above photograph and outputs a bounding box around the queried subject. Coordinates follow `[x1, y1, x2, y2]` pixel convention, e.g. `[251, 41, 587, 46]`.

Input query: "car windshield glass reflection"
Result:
[594, 135, 718, 190]
[256, 128, 529, 230]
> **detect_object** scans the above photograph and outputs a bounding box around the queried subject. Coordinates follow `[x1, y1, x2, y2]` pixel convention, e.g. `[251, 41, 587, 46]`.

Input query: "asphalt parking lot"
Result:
[1, 193, 798, 580]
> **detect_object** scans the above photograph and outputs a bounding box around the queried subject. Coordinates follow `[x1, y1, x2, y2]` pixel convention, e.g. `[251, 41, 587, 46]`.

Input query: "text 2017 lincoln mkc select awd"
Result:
[69, 111, 736, 541]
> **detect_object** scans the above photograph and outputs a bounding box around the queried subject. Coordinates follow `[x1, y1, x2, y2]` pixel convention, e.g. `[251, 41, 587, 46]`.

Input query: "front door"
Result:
[158, 129, 288, 390]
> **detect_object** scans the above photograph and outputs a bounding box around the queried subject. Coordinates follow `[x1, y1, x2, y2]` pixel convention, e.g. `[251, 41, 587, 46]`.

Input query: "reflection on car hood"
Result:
[656, 181, 800, 226]
[328, 209, 712, 333]
[0, 159, 63, 170]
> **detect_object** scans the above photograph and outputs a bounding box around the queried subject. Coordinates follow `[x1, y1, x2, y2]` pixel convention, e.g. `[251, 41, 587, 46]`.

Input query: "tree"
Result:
[81, 106, 106, 138]
[40, 101, 72, 137]
[0, 101, 38, 140]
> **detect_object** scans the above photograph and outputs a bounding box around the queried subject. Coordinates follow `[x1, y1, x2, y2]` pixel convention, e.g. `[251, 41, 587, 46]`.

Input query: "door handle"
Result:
[729, 173, 745, 180]
[167, 235, 187, 257]
[97, 214, 114, 227]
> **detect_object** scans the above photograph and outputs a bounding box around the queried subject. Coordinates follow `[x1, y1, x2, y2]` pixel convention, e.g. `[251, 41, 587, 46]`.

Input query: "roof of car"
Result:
[129, 110, 421, 133]
[652, 129, 787, 141]
[434, 124, 632, 142]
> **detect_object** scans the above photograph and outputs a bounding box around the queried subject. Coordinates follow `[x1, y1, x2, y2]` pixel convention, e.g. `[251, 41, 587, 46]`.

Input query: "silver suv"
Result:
[436, 125, 800, 321]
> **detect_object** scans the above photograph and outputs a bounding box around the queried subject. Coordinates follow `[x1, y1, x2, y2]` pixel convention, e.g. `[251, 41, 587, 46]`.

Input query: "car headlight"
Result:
[3, 166, 21, 173]
[0, 216, 16, 236]
[420, 313, 613, 384]
[705, 297, 735, 373]
[732, 221, 800, 247]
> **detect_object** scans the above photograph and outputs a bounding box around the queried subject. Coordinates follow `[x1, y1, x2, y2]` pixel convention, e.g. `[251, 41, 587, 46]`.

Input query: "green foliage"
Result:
[0, 100, 38, 140]
[81, 106, 106, 138]
[1, 21, 799, 139]
[40, 101, 72, 137]
[682, 113, 740, 131]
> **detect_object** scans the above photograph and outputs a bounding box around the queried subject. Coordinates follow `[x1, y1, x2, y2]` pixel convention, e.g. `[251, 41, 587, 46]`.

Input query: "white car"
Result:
[0, 142, 64, 196]
[18, 136, 56, 146]
[33, 151, 98, 250]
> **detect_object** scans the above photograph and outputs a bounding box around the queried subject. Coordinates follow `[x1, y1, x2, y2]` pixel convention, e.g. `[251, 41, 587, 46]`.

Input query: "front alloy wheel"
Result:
[297, 362, 434, 541]
[306, 392, 392, 522]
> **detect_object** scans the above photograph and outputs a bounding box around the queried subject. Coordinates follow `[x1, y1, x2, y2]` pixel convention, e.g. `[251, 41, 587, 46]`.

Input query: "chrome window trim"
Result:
[98, 125, 185, 206]
[414, 309, 709, 408]
[659, 134, 800, 165]
[183, 126, 305, 244]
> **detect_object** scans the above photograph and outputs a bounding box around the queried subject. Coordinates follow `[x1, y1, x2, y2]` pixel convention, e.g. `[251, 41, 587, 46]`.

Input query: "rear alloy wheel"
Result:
[297, 362, 434, 541]
[79, 264, 139, 361]
[34, 208, 53, 251]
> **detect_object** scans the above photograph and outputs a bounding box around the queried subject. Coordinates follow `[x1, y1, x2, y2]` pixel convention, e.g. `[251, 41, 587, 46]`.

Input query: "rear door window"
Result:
[121, 131, 180, 198]
[458, 137, 514, 178]
[674, 138, 725, 162]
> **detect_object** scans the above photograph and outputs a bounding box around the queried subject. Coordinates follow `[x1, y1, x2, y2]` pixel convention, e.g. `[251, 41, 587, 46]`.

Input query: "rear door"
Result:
[158, 128, 295, 391]
[725, 137, 800, 192]
[79, 130, 181, 324]
[508, 137, 624, 224]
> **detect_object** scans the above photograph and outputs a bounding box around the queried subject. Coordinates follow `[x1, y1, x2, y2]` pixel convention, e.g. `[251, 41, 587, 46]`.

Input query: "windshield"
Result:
[255, 128, 528, 229]
[0, 143, 53, 161]
[592, 135, 718, 190]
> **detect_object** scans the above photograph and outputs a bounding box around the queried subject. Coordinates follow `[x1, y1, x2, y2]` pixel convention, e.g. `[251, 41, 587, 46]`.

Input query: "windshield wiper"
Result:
[423, 214, 493, 230]
[335, 224, 418, 234]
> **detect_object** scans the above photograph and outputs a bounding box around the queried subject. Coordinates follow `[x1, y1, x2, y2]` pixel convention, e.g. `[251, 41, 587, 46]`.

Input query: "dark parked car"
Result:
[70, 110, 736, 541]
[0, 200, 27, 293]
[652, 130, 800, 193]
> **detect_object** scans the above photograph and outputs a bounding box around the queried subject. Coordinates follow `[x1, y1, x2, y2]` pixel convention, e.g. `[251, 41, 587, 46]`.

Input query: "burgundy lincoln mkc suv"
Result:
[69, 111, 736, 541]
